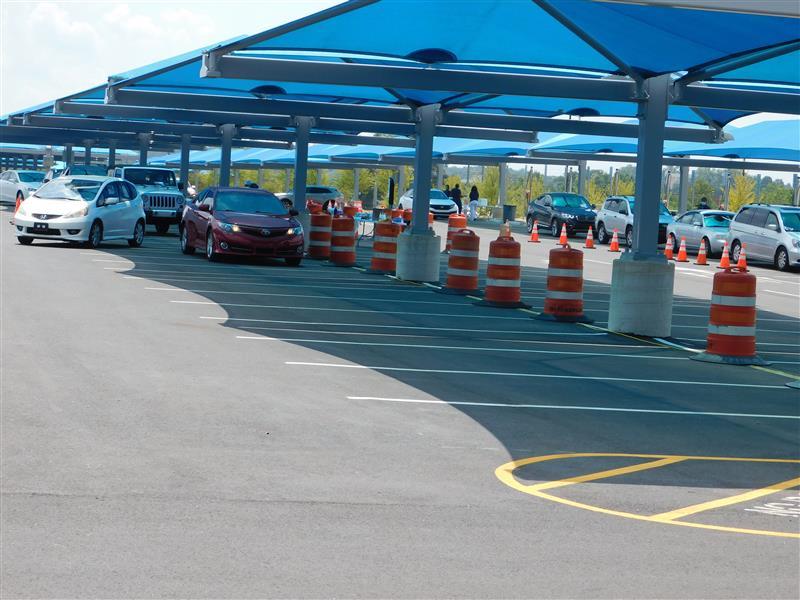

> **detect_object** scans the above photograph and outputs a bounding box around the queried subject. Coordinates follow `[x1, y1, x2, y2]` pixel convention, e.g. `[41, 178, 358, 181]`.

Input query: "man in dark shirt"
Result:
[451, 184, 463, 214]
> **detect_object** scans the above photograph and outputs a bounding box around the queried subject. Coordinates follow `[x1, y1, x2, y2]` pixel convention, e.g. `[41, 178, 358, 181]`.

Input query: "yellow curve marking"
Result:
[495, 453, 800, 539]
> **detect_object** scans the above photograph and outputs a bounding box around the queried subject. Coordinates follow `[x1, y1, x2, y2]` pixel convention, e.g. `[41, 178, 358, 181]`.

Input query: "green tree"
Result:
[761, 181, 793, 205]
[728, 173, 755, 212]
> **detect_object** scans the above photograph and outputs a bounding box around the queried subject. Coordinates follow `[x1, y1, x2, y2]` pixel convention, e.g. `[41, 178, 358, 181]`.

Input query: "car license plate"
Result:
[33, 223, 49, 231]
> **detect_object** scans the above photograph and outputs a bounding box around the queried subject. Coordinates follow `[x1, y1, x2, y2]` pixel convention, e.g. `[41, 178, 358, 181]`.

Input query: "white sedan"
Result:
[13, 176, 146, 248]
[0, 169, 46, 205]
[397, 188, 457, 218]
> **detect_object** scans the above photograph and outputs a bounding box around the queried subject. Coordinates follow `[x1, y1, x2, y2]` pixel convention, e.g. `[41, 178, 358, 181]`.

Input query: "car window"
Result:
[8, 172, 19, 182]
[778, 209, 800, 232]
[703, 214, 731, 228]
[35, 178, 101, 201]
[677, 213, 694, 223]
[200, 192, 213, 209]
[214, 191, 287, 215]
[0, 172, 7, 181]
[306, 186, 330, 194]
[765, 212, 780, 232]
[102, 182, 121, 200]
[604, 199, 618, 212]
[691, 213, 703, 226]
[542, 196, 552, 207]
[734, 207, 754, 225]
[749, 208, 769, 229]
[552, 197, 566, 208]
[430, 190, 449, 199]
[122, 168, 176, 187]
[618, 201, 630, 215]
[19, 172, 45, 183]
[119, 181, 134, 200]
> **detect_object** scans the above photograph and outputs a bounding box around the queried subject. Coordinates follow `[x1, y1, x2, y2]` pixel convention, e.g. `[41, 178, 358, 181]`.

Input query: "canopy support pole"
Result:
[83, 140, 93, 166]
[138, 133, 150, 166]
[179, 135, 191, 191]
[793, 174, 799, 207]
[64, 144, 73, 166]
[257, 168, 265, 189]
[108, 140, 116, 170]
[609, 74, 674, 338]
[498, 163, 508, 207]
[292, 116, 314, 214]
[436, 164, 444, 188]
[397, 104, 441, 283]
[353, 168, 360, 204]
[219, 124, 235, 186]
[678, 165, 689, 213]
[397, 166, 405, 199]
[284, 169, 291, 192]
[577, 161, 587, 196]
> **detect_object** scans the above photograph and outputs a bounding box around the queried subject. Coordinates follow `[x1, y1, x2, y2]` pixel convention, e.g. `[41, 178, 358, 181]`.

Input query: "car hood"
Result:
[137, 185, 182, 195]
[430, 198, 456, 205]
[217, 211, 297, 228]
[23, 197, 87, 214]
[554, 206, 595, 217]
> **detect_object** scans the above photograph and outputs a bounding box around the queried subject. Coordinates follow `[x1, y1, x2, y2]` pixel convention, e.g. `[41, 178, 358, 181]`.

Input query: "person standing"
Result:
[468, 185, 479, 221]
[443, 183, 452, 198]
[698, 196, 710, 210]
[451, 183, 463, 214]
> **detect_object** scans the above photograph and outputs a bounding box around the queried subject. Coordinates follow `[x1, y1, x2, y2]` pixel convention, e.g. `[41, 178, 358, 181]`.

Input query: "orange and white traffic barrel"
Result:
[537, 244, 592, 323]
[391, 208, 403, 221]
[476, 229, 529, 308]
[368, 221, 401, 274]
[445, 213, 468, 253]
[308, 213, 332, 260]
[402, 208, 413, 224]
[343, 205, 358, 219]
[691, 268, 768, 366]
[439, 229, 480, 295]
[329, 215, 357, 267]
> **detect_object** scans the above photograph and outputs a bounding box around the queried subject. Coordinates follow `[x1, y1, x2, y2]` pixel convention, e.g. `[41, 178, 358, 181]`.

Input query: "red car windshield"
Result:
[215, 191, 288, 215]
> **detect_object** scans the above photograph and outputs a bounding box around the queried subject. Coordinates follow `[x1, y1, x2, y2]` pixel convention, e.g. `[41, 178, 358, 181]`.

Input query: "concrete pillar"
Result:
[577, 161, 587, 197]
[396, 104, 441, 283]
[498, 162, 508, 205]
[179, 135, 190, 192]
[678, 165, 689, 213]
[292, 116, 314, 213]
[793, 174, 799, 207]
[353, 168, 360, 203]
[608, 74, 674, 338]
[108, 140, 116, 171]
[83, 140, 93, 166]
[138, 133, 150, 166]
[218, 124, 235, 186]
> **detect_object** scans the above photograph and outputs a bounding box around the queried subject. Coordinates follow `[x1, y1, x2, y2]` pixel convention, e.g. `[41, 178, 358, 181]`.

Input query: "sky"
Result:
[1, 1, 795, 185]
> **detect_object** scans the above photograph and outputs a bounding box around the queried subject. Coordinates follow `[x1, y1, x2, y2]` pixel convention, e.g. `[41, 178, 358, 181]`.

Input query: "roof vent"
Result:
[406, 48, 457, 64]
[250, 85, 287, 97]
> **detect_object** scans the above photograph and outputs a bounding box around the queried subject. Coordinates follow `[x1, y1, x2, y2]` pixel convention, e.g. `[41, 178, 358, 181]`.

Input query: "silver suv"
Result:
[728, 204, 800, 271]
[594, 195, 673, 247]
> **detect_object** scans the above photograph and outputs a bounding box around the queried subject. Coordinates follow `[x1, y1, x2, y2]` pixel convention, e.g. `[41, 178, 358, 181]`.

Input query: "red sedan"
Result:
[180, 187, 305, 265]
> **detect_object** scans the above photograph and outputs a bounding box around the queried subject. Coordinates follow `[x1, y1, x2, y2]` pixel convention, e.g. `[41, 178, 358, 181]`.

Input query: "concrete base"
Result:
[395, 229, 441, 283]
[297, 212, 311, 252]
[608, 254, 675, 338]
[690, 351, 770, 366]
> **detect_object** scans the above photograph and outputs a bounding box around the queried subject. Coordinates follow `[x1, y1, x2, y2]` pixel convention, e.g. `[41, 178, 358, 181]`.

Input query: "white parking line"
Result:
[348, 397, 800, 420]
[173, 300, 530, 319]
[286, 362, 789, 389]
[765, 289, 800, 298]
[237, 335, 680, 360]
[128, 276, 419, 291]
[601, 322, 798, 333]
[199, 316, 608, 335]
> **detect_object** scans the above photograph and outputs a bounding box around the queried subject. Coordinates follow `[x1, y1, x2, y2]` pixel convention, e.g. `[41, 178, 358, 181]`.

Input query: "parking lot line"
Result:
[651, 477, 800, 522]
[764, 289, 800, 298]
[237, 335, 687, 360]
[347, 397, 800, 419]
[286, 361, 789, 389]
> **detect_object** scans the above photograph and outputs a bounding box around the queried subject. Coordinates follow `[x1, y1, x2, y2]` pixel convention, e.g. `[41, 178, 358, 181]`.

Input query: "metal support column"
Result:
[577, 161, 587, 197]
[631, 74, 671, 260]
[138, 133, 151, 166]
[83, 140, 93, 166]
[64, 144, 73, 166]
[410, 105, 439, 233]
[436, 164, 444, 188]
[179, 135, 190, 190]
[108, 140, 116, 171]
[498, 163, 508, 206]
[234, 169, 240, 187]
[397, 167, 406, 199]
[218, 124, 235, 186]
[793, 174, 799, 207]
[284, 169, 291, 192]
[678, 165, 689, 213]
[372, 171, 378, 208]
[257, 168, 265, 189]
[292, 116, 314, 213]
[353, 168, 360, 203]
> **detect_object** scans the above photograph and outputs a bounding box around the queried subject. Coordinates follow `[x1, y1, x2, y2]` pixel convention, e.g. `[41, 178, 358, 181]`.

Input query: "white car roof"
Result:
[58, 175, 115, 182]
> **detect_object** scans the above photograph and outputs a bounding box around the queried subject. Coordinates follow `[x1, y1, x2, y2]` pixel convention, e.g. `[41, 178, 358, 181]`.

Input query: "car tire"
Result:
[625, 226, 633, 248]
[775, 246, 790, 271]
[285, 257, 302, 267]
[730, 240, 742, 263]
[596, 222, 609, 244]
[669, 233, 679, 249]
[84, 220, 102, 249]
[128, 219, 145, 247]
[551, 219, 560, 238]
[180, 226, 195, 255]
[526, 215, 534, 233]
[155, 222, 170, 235]
[206, 230, 218, 262]
[17, 236, 33, 245]
[701, 237, 712, 257]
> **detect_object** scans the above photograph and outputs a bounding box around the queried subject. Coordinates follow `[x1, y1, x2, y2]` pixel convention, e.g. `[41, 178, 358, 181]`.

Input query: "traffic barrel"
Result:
[664, 236, 674, 260]
[475, 227, 529, 308]
[528, 220, 540, 243]
[608, 229, 621, 252]
[691, 268, 768, 366]
[368, 221, 401, 274]
[308, 213, 332, 260]
[445, 214, 468, 253]
[329, 215, 357, 267]
[537, 244, 592, 323]
[439, 229, 480, 295]
[391, 208, 403, 221]
[675, 237, 689, 262]
[402, 208, 413, 224]
[343, 205, 358, 218]
[584, 227, 595, 249]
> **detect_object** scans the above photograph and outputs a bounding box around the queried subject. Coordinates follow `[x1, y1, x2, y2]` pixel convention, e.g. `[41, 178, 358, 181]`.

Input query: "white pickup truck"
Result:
[112, 166, 185, 234]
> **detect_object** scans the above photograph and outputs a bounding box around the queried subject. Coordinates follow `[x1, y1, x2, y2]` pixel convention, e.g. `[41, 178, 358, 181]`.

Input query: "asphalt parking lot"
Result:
[2, 207, 799, 598]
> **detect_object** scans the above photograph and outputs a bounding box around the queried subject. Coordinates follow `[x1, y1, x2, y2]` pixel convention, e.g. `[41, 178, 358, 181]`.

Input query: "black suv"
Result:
[526, 192, 596, 237]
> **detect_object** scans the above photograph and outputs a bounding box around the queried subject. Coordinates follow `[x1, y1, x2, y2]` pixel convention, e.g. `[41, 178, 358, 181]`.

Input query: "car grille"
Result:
[144, 194, 181, 209]
[239, 225, 289, 237]
[27, 227, 60, 235]
[32, 213, 61, 220]
[431, 204, 452, 210]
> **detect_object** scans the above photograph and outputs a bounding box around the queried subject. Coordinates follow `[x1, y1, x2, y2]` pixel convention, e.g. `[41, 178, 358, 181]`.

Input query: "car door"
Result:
[3, 171, 20, 203]
[97, 182, 124, 237]
[744, 208, 769, 259]
[598, 199, 616, 231]
[758, 211, 781, 260]
[117, 181, 137, 235]
[0, 172, 10, 203]
[672, 212, 692, 244]
[686, 212, 704, 249]
[193, 191, 214, 248]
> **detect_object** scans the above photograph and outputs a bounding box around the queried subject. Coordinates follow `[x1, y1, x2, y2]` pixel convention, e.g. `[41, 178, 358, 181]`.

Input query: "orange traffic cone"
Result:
[14, 196, 22, 214]
[736, 243, 748, 271]
[695, 242, 708, 266]
[676, 237, 689, 262]
[584, 227, 595, 249]
[718, 241, 731, 269]
[528, 220, 540, 243]
[664, 236, 674, 260]
[558, 223, 568, 246]
[608, 229, 620, 252]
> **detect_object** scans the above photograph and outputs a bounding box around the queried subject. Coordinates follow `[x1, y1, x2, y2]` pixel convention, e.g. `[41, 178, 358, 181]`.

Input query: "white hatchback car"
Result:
[397, 188, 457, 217]
[13, 176, 146, 248]
[0, 169, 46, 205]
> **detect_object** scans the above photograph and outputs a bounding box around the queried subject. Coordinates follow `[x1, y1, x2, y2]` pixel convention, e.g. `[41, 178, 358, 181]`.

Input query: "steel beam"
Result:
[292, 116, 313, 213]
[678, 165, 689, 213]
[677, 84, 800, 115]
[219, 124, 235, 186]
[577, 160, 587, 196]
[180, 135, 191, 190]
[410, 105, 439, 233]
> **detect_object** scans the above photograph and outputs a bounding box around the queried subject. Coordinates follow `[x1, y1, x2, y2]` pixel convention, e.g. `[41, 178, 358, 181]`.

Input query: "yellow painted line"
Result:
[651, 476, 800, 522]
[496, 453, 800, 539]
[578, 322, 668, 348]
[529, 457, 686, 492]
[750, 365, 799, 380]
